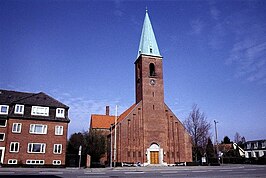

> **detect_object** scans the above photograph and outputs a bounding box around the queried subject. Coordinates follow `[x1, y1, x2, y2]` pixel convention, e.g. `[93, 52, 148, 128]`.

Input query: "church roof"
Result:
[138, 10, 161, 58]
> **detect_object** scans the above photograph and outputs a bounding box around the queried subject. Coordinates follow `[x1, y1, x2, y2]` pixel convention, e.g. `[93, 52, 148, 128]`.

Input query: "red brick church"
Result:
[90, 10, 192, 166]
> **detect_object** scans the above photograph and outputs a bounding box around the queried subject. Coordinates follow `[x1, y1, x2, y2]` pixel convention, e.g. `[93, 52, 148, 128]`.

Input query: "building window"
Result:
[12, 123, 22, 133]
[0, 133, 5, 141]
[0, 105, 9, 115]
[29, 124, 47, 134]
[149, 63, 155, 76]
[55, 125, 63, 135]
[254, 142, 258, 149]
[8, 159, 18, 164]
[10, 142, 20, 152]
[247, 143, 251, 149]
[56, 108, 65, 118]
[26, 160, 45, 165]
[31, 106, 49, 116]
[53, 144, 62, 154]
[0, 120, 6, 127]
[28, 143, 46, 153]
[262, 141, 266, 148]
[53, 160, 62, 165]
[14, 104, 24, 114]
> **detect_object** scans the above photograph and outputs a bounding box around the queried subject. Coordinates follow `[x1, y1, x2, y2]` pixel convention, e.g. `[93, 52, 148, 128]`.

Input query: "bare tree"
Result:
[183, 104, 211, 161]
[234, 132, 242, 144]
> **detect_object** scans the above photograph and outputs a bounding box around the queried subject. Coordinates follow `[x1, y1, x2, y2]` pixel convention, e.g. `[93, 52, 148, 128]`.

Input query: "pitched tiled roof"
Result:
[117, 104, 136, 123]
[90, 104, 136, 129]
[90, 115, 115, 129]
[0, 89, 68, 108]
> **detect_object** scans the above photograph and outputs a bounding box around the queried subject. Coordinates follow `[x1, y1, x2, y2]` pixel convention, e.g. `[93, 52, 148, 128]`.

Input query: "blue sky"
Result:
[1, 0, 266, 142]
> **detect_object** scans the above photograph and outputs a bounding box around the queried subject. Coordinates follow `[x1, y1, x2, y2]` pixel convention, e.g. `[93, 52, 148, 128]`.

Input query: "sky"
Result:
[1, 0, 266, 142]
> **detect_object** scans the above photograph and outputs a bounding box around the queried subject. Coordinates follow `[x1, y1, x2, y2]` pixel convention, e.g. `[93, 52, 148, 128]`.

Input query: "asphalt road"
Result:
[0, 164, 265, 178]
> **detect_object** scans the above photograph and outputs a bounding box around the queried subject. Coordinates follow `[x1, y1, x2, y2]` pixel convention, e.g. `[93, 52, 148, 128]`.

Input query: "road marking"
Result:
[79, 176, 108, 178]
[163, 174, 188, 177]
[219, 170, 233, 172]
[0, 172, 15, 174]
[192, 171, 207, 173]
[39, 172, 63, 175]
[246, 169, 257, 171]
[160, 171, 179, 174]
[84, 172, 106, 175]
[124, 171, 144, 174]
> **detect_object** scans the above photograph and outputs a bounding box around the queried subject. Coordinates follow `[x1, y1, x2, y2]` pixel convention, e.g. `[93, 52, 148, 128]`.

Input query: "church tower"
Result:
[135, 10, 168, 165]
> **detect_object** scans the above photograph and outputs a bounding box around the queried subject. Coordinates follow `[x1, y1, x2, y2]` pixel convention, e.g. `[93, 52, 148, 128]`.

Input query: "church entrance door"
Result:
[150, 151, 159, 164]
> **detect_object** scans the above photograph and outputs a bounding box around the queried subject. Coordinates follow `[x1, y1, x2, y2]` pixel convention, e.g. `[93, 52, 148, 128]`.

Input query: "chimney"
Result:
[106, 106, 110, 116]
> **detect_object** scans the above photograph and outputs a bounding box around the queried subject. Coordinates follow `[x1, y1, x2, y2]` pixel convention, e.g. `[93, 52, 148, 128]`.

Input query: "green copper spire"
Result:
[138, 10, 161, 57]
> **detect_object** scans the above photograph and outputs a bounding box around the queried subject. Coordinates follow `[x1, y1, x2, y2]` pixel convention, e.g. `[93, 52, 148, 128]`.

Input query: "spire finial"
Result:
[137, 8, 161, 58]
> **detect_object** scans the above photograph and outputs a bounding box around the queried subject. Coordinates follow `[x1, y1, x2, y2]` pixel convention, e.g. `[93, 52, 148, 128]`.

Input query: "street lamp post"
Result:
[214, 120, 219, 164]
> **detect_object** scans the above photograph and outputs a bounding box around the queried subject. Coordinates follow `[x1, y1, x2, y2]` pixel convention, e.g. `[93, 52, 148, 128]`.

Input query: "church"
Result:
[90, 10, 192, 166]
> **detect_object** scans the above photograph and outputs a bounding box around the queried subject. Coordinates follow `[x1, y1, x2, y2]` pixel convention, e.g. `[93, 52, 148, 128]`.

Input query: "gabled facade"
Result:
[0, 89, 70, 167]
[90, 10, 192, 166]
[244, 140, 266, 158]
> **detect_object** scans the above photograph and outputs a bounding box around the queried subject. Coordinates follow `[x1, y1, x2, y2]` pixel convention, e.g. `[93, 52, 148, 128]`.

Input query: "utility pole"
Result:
[110, 124, 113, 168]
[114, 105, 118, 167]
[214, 120, 219, 164]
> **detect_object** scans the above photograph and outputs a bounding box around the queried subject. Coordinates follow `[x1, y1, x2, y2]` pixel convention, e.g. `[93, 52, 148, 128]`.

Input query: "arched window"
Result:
[149, 63, 155, 77]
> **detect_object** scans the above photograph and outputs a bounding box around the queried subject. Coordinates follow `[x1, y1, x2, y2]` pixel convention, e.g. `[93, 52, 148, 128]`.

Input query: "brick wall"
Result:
[4, 118, 68, 166]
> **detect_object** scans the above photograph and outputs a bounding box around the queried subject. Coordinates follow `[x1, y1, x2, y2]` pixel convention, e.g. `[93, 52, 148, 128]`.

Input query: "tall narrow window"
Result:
[15, 104, 24, 114]
[53, 144, 62, 154]
[55, 125, 63, 135]
[10, 142, 20, 152]
[149, 63, 155, 76]
[56, 108, 65, 118]
[12, 123, 22, 133]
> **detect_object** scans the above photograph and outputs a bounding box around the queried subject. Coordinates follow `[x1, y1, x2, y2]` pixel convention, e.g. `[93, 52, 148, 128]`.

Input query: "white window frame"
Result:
[56, 108, 65, 118]
[31, 106, 49, 116]
[53, 160, 62, 165]
[254, 142, 258, 149]
[14, 104, 24, 114]
[262, 141, 266, 148]
[0, 105, 9, 115]
[10, 142, 20, 153]
[8, 159, 18, 164]
[0, 133, 5, 141]
[29, 124, 47, 134]
[26, 160, 45, 165]
[12, 123, 22, 133]
[27, 143, 46, 153]
[0, 119, 6, 127]
[53, 144, 62, 154]
[55, 125, 63, 135]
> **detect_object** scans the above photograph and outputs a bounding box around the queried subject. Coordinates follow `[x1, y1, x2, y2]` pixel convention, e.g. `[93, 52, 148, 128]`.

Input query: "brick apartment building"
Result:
[90, 10, 192, 166]
[0, 89, 70, 167]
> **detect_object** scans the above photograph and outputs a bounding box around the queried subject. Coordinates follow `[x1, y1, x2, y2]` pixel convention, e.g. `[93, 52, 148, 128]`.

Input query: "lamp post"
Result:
[214, 120, 219, 164]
